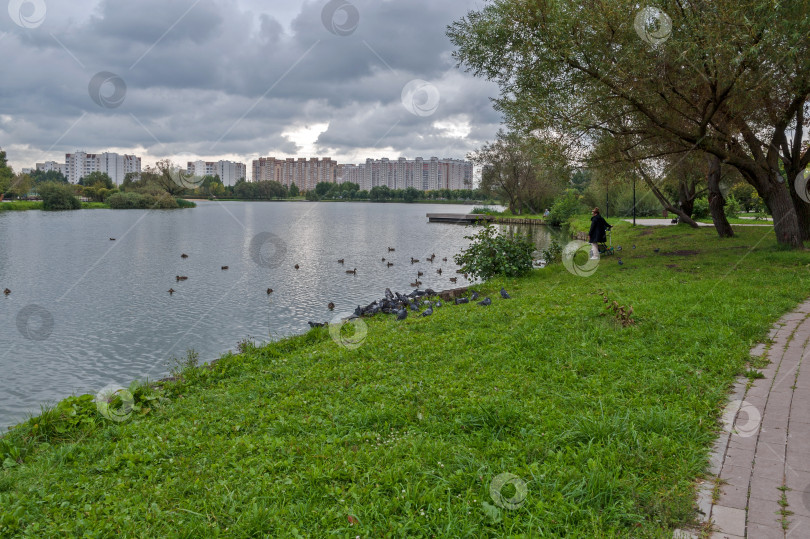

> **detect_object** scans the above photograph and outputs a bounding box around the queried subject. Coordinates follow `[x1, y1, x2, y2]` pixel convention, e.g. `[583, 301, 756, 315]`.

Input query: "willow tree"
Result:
[448, 0, 810, 247]
[471, 129, 567, 214]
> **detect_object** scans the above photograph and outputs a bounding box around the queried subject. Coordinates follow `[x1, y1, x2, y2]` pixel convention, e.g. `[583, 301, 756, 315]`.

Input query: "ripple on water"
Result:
[0, 202, 557, 428]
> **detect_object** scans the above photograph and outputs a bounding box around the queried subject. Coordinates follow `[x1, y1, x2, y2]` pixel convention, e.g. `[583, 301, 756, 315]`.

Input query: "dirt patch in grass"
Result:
[663, 250, 701, 256]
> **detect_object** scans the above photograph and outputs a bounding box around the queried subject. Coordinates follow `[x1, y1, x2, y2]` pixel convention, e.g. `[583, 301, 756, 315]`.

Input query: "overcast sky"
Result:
[0, 0, 502, 174]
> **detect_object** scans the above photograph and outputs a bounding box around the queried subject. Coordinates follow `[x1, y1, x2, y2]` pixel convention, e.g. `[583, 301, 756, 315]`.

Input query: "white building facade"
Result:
[332, 157, 472, 191]
[64, 151, 141, 184]
[187, 160, 247, 187]
[35, 161, 67, 175]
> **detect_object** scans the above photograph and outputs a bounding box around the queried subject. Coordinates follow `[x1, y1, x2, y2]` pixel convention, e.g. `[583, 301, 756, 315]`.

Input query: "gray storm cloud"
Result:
[0, 0, 500, 171]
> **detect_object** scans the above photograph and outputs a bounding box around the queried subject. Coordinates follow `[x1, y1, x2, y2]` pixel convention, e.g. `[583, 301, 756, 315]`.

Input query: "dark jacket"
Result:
[589, 214, 611, 243]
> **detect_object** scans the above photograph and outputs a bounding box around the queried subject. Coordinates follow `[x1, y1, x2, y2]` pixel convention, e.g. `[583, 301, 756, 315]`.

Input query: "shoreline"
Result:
[1, 283, 476, 434]
[2, 218, 806, 535]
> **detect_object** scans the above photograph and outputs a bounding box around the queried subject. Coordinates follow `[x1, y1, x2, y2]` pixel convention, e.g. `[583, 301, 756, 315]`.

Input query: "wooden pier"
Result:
[426, 213, 546, 225]
[426, 213, 493, 223]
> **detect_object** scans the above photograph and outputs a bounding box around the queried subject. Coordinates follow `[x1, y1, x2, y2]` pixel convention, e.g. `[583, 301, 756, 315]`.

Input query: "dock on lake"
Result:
[426, 213, 546, 225]
[426, 213, 493, 223]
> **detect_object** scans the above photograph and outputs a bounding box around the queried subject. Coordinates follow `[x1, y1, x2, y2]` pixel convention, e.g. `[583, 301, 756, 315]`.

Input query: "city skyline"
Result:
[0, 1, 501, 176]
[22, 149, 474, 191]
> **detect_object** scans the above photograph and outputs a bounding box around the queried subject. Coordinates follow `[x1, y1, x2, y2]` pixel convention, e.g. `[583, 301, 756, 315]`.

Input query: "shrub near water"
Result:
[37, 182, 80, 211]
[106, 192, 181, 209]
[454, 223, 533, 280]
[547, 189, 584, 226]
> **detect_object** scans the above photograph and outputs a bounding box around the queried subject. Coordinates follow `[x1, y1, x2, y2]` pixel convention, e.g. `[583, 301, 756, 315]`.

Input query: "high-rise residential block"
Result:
[64, 151, 141, 184]
[187, 160, 247, 187]
[35, 161, 66, 175]
[252, 156, 472, 192]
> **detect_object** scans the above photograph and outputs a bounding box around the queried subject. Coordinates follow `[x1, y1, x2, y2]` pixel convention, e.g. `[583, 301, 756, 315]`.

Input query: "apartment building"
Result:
[335, 157, 471, 191]
[187, 160, 247, 187]
[35, 161, 66, 176]
[252, 157, 337, 190]
[64, 151, 141, 184]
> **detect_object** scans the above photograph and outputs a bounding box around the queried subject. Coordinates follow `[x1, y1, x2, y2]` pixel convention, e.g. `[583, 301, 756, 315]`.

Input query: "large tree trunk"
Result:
[678, 178, 697, 218]
[785, 167, 810, 242]
[706, 155, 734, 238]
[760, 176, 803, 247]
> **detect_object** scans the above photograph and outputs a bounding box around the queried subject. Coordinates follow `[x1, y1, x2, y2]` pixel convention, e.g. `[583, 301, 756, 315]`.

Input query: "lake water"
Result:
[0, 201, 555, 429]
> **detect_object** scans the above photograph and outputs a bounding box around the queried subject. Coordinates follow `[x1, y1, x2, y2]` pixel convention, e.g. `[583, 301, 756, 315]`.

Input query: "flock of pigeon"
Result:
[308, 286, 511, 328]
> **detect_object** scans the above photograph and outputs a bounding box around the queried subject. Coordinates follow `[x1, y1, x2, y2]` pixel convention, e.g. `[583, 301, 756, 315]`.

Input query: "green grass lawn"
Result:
[471, 208, 546, 219]
[1, 221, 808, 537]
[0, 201, 109, 211]
[0, 201, 44, 211]
[620, 215, 773, 225]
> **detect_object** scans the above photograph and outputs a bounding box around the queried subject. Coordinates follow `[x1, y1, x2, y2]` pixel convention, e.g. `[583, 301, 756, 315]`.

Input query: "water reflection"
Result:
[0, 202, 557, 428]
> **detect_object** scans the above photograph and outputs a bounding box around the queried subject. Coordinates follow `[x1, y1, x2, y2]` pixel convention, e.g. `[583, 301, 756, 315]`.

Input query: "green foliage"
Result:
[314, 181, 332, 197]
[548, 190, 584, 226]
[471, 129, 567, 214]
[691, 196, 740, 219]
[175, 198, 197, 208]
[453, 223, 533, 280]
[30, 169, 68, 184]
[2, 224, 810, 536]
[724, 195, 741, 218]
[369, 185, 392, 201]
[233, 179, 288, 200]
[471, 206, 503, 215]
[730, 183, 756, 211]
[288, 182, 300, 197]
[78, 171, 114, 189]
[570, 169, 591, 192]
[168, 349, 201, 384]
[304, 190, 320, 201]
[542, 239, 563, 264]
[448, 0, 810, 247]
[37, 182, 80, 211]
[403, 186, 421, 202]
[692, 198, 710, 219]
[0, 150, 13, 194]
[106, 192, 182, 209]
[0, 201, 44, 211]
[584, 182, 662, 218]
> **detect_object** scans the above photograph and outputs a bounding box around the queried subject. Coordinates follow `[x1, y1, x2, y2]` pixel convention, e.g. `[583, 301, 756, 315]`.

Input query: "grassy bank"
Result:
[1, 201, 108, 211]
[472, 207, 545, 219]
[1, 222, 808, 536]
[618, 216, 774, 225]
[0, 201, 46, 211]
[0, 199, 194, 212]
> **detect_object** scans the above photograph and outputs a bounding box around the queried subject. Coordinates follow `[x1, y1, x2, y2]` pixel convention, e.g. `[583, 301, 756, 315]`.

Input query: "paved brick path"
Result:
[675, 299, 810, 538]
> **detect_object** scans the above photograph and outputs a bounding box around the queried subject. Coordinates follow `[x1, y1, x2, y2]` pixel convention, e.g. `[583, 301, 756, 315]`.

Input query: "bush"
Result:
[692, 197, 710, 219]
[691, 195, 740, 219]
[542, 239, 563, 264]
[107, 192, 181, 209]
[724, 194, 740, 218]
[547, 190, 583, 226]
[470, 207, 503, 215]
[107, 192, 146, 209]
[454, 223, 533, 280]
[176, 198, 197, 208]
[730, 183, 756, 211]
[38, 182, 80, 211]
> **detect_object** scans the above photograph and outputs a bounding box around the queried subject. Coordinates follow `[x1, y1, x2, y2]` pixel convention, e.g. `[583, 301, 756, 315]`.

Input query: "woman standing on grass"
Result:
[589, 207, 611, 259]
